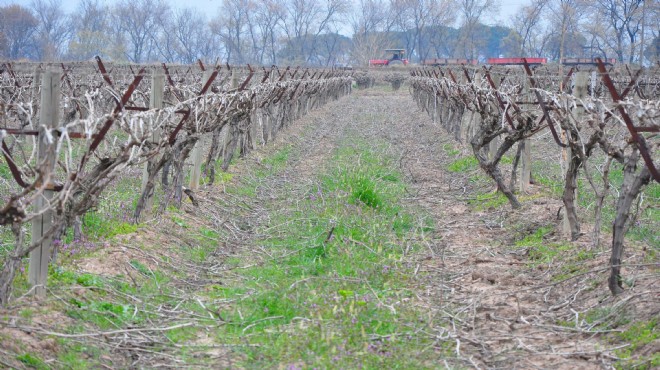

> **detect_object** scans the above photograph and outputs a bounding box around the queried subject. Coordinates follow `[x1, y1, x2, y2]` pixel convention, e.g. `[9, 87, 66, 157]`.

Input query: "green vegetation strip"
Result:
[212, 139, 443, 368]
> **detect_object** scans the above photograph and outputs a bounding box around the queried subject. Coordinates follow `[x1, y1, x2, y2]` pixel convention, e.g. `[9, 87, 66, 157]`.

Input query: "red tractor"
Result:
[369, 49, 409, 67]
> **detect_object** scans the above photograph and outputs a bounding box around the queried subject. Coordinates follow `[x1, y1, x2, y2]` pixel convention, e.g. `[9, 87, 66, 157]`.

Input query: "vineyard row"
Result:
[409, 60, 658, 296]
[0, 58, 353, 304]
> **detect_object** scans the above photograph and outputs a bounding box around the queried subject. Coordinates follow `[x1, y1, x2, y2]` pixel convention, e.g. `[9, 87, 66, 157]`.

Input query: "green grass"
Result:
[78, 212, 137, 240]
[204, 137, 445, 367]
[447, 156, 479, 173]
[614, 320, 659, 370]
[469, 192, 509, 210]
[16, 353, 49, 370]
[442, 143, 461, 157]
[256, 145, 293, 179]
[0, 164, 12, 180]
[514, 226, 574, 267]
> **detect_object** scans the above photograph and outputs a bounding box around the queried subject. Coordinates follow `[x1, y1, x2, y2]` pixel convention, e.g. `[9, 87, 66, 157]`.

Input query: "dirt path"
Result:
[239, 87, 623, 368]
[332, 89, 614, 369]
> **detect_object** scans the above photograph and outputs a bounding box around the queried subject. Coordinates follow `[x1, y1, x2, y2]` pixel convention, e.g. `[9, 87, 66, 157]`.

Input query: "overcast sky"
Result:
[3, 0, 531, 27]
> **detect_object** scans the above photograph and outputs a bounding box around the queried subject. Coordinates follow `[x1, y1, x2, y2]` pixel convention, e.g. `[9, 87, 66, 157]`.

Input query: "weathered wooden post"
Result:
[221, 70, 240, 171]
[562, 71, 588, 236]
[488, 73, 500, 161]
[459, 72, 474, 144]
[29, 70, 60, 297]
[519, 78, 532, 193]
[189, 70, 215, 190]
[140, 73, 164, 215]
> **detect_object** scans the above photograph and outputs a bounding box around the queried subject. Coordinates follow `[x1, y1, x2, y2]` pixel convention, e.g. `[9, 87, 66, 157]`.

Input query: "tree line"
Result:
[0, 0, 658, 66]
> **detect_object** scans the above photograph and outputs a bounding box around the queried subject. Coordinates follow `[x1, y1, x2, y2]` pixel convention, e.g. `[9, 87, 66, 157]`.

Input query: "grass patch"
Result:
[255, 145, 293, 179]
[447, 156, 479, 173]
[442, 143, 461, 157]
[16, 353, 49, 370]
[515, 226, 573, 266]
[614, 320, 658, 369]
[469, 192, 509, 210]
[209, 137, 446, 367]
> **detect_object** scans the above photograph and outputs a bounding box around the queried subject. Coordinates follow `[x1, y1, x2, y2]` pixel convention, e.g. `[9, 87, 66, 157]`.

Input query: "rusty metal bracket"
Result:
[523, 59, 567, 148]
[596, 58, 659, 183]
[199, 68, 219, 95]
[482, 66, 515, 128]
[238, 65, 254, 91]
[95, 56, 114, 87]
[561, 67, 575, 92]
[161, 63, 176, 88]
[168, 110, 191, 145]
[278, 67, 290, 82]
[88, 68, 147, 154]
[260, 68, 271, 83]
[1, 139, 30, 188]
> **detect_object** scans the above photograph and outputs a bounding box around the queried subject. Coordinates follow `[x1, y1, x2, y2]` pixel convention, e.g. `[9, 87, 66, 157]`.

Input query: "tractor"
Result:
[369, 49, 409, 67]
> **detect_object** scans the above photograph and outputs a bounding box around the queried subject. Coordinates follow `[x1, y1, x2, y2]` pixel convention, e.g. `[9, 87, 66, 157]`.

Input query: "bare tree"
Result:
[112, 0, 171, 63]
[590, 0, 644, 63]
[254, 0, 286, 64]
[547, 0, 586, 62]
[392, 0, 456, 62]
[350, 0, 393, 66]
[171, 9, 213, 64]
[67, 0, 111, 61]
[31, 0, 70, 61]
[456, 0, 500, 59]
[509, 0, 549, 57]
[211, 0, 252, 64]
[0, 4, 39, 60]
[279, 0, 350, 65]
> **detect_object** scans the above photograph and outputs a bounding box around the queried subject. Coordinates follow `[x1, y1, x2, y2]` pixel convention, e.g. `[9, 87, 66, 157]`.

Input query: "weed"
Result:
[614, 320, 658, 369]
[16, 353, 49, 370]
[129, 260, 154, 278]
[582, 306, 630, 329]
[19, 308, 34, 320]
[171, 215, 188, 228]
[76, 273, 105, 288]
[469, 192, 509, 210]
[255, 145, 293, 179]
[448, 156, 479, 173]
[350, 175, 383, 208]
[442, 143, 461, 157]
[67, 300, 135, 330]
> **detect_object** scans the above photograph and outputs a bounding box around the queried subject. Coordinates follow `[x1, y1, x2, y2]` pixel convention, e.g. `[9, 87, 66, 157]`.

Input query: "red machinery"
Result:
[422, 58, 478, 66]
[561, 57, 616, 66]
[369, 49, 409, 67]
[487, 57, 547, 65]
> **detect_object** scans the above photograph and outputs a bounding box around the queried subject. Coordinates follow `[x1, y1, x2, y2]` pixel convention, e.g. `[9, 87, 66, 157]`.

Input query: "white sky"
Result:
[3, 0, 531, 27]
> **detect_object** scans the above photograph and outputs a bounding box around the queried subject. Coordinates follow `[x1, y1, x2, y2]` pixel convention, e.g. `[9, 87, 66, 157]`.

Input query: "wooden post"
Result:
[459, 73, 474, 144]
[488, 73, 500, 161]
[221, 70, 240, 170]
[29, 70, 60, 298]
[141, 73, 164, 215]
[519, 78, 532, 193]
[189, 70, 215, 190]
[469, 72, 482, 140]
[562, 71, 588, 236]
[590, 71, 597, 98]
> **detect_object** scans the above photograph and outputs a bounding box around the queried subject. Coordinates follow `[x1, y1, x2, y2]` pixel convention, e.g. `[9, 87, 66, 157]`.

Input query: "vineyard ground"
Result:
[0, 84, 658, 369]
